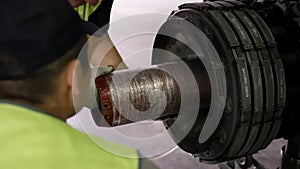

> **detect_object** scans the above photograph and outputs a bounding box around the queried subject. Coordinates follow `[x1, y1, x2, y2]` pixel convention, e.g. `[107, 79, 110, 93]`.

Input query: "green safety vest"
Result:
[75, 2, 102, 21]
[0, 102, 139, 169]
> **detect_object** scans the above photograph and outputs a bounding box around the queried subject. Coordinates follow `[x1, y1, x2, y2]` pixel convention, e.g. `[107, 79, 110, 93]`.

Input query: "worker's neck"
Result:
[8, 98, 70, 121]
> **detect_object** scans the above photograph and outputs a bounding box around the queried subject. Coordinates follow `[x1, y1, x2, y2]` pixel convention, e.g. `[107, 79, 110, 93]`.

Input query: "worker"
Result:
[70, 0, 126, 69]
[0, 0, 158, 168]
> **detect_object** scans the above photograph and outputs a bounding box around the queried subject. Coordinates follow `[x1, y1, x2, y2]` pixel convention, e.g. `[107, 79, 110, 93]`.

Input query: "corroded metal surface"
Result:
[95, 64, 182, 126]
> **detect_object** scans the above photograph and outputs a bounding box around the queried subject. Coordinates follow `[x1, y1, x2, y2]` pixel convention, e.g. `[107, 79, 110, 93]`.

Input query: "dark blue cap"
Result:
[0, 0, 84, 79]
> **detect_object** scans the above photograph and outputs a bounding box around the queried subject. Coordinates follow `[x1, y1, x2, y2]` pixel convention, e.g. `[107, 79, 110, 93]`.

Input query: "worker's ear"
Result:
[68, 58, 93, 112]
[65, 59, 77, 100]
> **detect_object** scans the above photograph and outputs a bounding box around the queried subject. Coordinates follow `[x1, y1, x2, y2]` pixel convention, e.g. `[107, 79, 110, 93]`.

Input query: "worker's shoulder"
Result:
[0, 103, 139, 169]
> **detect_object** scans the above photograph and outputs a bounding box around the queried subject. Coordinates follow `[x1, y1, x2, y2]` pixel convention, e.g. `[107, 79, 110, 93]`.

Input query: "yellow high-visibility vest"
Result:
[75, 2, 102, 21]
[0, 102, 139, 169]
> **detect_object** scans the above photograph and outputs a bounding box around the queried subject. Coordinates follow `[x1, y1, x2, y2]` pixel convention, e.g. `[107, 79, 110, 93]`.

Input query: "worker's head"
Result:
[0, 0, 87, 120]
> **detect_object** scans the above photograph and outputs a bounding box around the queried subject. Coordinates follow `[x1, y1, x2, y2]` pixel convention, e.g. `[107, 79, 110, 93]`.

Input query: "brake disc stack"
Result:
[153, 0, 286, 163]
